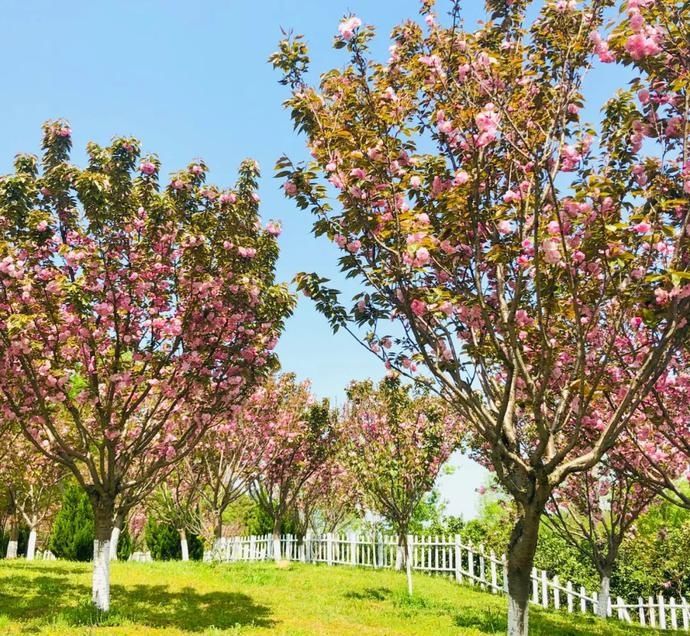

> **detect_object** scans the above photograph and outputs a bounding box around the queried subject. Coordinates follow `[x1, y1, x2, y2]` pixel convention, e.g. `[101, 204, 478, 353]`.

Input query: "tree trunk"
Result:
[597, 571, 611, 618]
[404, 534, 413, 596]
[506, 503, 543, 636]
[272, 518, 281, 562]
[109, 512, 124, 561]
[109, 527, 120, 562]
[26, 527, 37, 561]
[91, 500, 114, 612]
[179, 529, 189, 562]
[212, 513, 223, 554]
[395, 534, 404, 571]
[5, 523, 18, 559]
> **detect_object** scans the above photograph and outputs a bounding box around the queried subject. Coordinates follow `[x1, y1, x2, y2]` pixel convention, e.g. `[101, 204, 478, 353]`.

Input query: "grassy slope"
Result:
[0, 560, 674, 635]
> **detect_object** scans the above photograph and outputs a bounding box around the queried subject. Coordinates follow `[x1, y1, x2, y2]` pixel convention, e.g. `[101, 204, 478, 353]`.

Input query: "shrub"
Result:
[144, 518, 203, 560]
[49, 483, 94, 561]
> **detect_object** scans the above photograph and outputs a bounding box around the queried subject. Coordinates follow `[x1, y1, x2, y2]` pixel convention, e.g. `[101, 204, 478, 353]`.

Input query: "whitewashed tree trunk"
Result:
[179, 529, 189, 562]
[405, 534, 413, 596]
[109, 526, 121, 561]
[92, 538, 111, 611]
[5, 539, 18, 559]
[26, 528, 37, 560]
[212, 514, 223, 556]
[597, 574, 611, 619]
[508, 594, 529, 636]
[395, 535, 404, 571]
[91, 500, 114, 611]
[272, 521, 282, 562]
[273, 532, 282, 561]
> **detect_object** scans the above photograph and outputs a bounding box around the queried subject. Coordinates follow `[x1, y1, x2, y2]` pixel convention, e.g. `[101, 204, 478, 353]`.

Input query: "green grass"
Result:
[0, 559, 674, 635]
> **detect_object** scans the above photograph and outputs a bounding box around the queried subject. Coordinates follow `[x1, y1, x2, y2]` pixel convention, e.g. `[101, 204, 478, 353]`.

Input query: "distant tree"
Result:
[3, 437, 64, 559]
[148, 467, 204, 560]
[341, 377, 461, 595]
[546, 461, 656, 617]
[299, 462, 361, 537]
[248, 375, 338, 560]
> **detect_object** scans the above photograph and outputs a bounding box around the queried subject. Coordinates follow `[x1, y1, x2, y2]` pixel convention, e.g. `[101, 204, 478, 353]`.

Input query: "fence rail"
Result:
[205, 533, 689, 631]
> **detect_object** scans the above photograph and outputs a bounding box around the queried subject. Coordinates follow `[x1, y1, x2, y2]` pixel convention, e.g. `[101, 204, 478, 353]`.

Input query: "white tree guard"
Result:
[109, 527, 120, 561]
[26, 529, 37, 561]
[92, 539, 111, 612]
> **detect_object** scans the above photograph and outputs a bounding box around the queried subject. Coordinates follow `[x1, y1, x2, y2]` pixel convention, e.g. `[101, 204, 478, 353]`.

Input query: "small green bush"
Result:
[49, 482, 94, 561]
[144, 518, 203, 560]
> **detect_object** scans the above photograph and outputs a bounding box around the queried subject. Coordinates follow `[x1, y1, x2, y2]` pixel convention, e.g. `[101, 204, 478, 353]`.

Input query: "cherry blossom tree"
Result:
[148, 466, 204, 561]
[295, 460, 361, 537]
[247, 374, 338, 560]
[0, 122, 293, 609]
[546, 460, 656, 617]
[272, 1, 690, 632]
[3, 437, 65, 560]
[0, 429, 22, 559]
[188, 412, 267, 549]
[341, 377, 459, 595]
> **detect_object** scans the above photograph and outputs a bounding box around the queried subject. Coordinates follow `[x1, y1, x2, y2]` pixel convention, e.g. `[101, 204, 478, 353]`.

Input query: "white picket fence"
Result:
[205, 533, 690, 631]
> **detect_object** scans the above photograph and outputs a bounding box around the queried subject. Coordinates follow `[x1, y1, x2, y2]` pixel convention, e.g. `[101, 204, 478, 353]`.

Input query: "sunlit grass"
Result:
[0, 559, 674, 635]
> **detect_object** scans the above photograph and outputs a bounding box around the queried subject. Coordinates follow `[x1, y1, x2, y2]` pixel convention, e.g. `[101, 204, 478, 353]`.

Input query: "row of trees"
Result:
[272, 0, 690, 634]
[1, 2, 688, 635]
[2, 361, 680, 620]
[0, 368, 463, 600]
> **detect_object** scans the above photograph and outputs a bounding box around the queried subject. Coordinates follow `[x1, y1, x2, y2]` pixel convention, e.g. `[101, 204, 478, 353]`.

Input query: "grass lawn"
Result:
[0, 559, 675, 635]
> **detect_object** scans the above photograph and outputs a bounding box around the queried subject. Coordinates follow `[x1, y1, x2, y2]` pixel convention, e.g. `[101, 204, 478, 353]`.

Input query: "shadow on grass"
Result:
[344, 587, 393, 601]
[0, 573, 275, 632]
[454, 607, 507, 634]
[454, 605, 662, 635]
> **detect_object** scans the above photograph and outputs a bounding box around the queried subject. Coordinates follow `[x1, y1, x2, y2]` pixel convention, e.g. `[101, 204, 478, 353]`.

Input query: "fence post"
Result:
[468, 544, 475, 586]
[454, 535, 462, 584]
[638, 597, 646, 626]
[502, 554, 508, 593]
[306, 531, 313, 563]
[326, 533, 334, 566]
[649, 596, 656, 628]
[553, 576, 560, 610]
[580, 586, 587, 613]
[250, 535, 256, 561]
[541, 570, 548, 608]
[407, 534, 414, 574]
[670, 597, 678, 630]
[616, 596, 624, 621]
[490, 550, 497, 593]
[350, 533, 357, 567]
[659, 595, 667, 629]
[566, 581, 573, 613]
[479, 545, 486, 590]
[682, 597, 689, 630]
[607, 594, 612, 618]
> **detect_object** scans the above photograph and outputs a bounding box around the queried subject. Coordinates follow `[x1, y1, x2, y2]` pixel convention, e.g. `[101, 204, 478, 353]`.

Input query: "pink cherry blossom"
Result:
[338, 16, 362, 41]
[140, 161, 156, 175]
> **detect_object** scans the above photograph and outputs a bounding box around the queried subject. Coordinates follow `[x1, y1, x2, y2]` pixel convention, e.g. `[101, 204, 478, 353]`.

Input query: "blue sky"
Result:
[1, 1, 623, 519]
